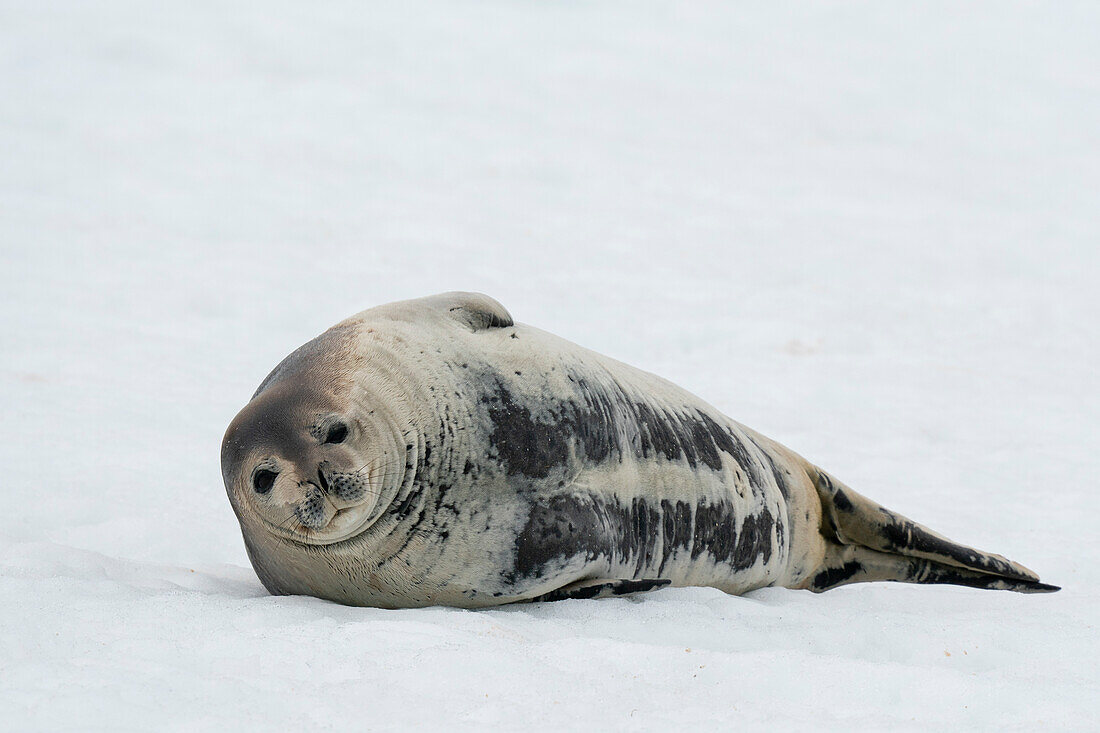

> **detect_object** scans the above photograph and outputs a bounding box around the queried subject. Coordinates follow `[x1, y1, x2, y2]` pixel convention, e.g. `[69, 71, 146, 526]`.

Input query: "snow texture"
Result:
[2, 1, 1097, 730]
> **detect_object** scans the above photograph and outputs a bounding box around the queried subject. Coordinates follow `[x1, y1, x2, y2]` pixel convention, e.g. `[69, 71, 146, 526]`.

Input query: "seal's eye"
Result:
[253, 469, 277, 494]
[324, 422, 348, 445]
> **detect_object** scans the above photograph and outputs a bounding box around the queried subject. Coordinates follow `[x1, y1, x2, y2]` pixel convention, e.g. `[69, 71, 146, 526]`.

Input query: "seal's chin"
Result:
[265, 502, 375, 546]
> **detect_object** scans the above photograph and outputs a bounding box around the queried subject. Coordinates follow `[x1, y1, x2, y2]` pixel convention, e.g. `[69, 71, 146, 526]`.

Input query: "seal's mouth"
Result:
[263, 500, 375, 546]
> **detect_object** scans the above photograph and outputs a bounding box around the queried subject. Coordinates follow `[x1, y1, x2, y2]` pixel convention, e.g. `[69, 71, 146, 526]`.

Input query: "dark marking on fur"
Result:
[658, 499, 693, 575]
[749, 436, 792, 501]
[483, 377, 624, 478]
[736, 509, 774, 567]
[484, 381, 571, 479]
[632, 401, 687, 464]
[703, 416, 767, 490]
[816, 470, 853, 512]
[878, 510, 989, 571]
[479, 368, 781, 490]
[567, 377, 623, 464]
[391, 483, 421, 520]
[514, 495, 594, 579]
[626, 497, 662, 576]
[687, 411, 726, 471]
[689, 500, 774, 568]
[514, 494, 662, 580]
[628, 403, 775, 486]
[513, 493, 775, 582]
[812, 561, 863, 590]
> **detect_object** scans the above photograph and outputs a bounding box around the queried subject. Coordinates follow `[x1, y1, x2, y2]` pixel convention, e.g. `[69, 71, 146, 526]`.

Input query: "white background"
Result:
[2, 2, 1096, 730]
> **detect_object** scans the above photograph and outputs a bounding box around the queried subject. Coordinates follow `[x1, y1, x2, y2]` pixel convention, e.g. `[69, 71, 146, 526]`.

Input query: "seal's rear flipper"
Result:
[532, 578, 671, 602]
[810, 467, 1057, 593]
[809, 544, 1060, 593]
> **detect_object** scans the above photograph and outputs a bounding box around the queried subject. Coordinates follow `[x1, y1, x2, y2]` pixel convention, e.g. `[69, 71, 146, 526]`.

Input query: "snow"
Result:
[2, 1, 1098, 729]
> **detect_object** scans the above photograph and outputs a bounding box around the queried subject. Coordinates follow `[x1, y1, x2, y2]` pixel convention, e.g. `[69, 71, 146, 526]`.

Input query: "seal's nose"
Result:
[317, 466, 330, 494]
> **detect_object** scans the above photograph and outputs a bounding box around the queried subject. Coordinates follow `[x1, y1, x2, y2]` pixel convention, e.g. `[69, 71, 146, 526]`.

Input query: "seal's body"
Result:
[221, 293, 1056, 608]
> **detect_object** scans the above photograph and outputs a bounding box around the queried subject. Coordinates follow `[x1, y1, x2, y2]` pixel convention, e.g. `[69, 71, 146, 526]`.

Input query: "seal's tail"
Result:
[807, 467, 1059, 593]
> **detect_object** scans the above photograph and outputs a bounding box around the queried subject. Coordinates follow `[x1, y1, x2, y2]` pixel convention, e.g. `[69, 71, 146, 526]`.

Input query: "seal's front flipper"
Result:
[532, 578, 671, 602]
[811, 467, 1057, 592]
[425, 291, 514, 331]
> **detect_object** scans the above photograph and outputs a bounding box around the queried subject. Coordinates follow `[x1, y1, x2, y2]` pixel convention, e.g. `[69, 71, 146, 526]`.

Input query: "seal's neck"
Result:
[345, 339, 434, 530]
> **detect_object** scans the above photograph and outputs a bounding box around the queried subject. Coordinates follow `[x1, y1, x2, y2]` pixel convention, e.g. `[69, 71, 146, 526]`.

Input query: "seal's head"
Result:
[221, 324, 403, 547]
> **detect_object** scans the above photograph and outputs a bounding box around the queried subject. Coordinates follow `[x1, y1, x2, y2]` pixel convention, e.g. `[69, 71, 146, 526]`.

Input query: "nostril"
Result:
[317, 467, 330, 493]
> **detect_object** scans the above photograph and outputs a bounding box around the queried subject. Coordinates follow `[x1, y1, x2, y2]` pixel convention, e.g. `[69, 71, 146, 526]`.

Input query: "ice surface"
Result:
[1, 1, 1097, 730]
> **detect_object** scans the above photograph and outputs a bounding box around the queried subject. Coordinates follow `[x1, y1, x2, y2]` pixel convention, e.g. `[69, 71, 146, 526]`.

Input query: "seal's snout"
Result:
[316, 462, 355, 507]
[294, 483, 332, 530]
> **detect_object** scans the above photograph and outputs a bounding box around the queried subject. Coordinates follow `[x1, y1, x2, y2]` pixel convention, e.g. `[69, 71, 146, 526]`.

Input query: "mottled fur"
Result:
[221, 292, 1056, 608]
